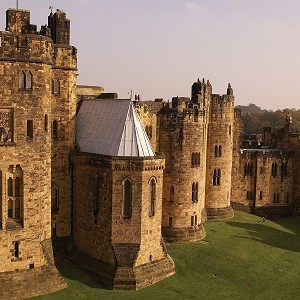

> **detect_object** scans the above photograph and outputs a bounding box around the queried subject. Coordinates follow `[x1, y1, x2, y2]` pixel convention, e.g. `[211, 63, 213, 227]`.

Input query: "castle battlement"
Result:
[240, 149, 294, 159]
[0, 9, 77, 70]
[159, 110, 205, 124]
[0, 31, 53, 64]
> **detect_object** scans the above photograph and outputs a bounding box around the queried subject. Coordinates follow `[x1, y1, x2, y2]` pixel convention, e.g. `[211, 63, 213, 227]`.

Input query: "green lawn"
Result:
[34, 211, 300, 300]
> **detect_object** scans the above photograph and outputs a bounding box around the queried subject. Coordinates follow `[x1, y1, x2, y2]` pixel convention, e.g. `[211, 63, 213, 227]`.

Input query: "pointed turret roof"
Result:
[76, 99, 154, 157]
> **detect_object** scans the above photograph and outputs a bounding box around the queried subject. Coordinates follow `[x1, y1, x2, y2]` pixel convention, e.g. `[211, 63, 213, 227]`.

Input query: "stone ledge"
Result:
[162, 223, 206, 243]
[206, 206, 234, 220]
[68, 247, 175, 290]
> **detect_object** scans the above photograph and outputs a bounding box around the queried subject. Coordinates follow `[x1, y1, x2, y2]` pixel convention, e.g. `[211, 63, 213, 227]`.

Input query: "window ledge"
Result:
[6, 218, 23, 231]
[0, 142, 16, 146]
[19, 88, 33, 91]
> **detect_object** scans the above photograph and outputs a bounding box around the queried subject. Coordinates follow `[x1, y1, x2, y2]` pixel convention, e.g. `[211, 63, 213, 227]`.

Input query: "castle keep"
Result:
[0, 6, 299, 300]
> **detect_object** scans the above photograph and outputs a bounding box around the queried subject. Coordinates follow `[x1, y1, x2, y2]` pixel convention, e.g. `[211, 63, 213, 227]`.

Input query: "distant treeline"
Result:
[235, 103, 300, 134]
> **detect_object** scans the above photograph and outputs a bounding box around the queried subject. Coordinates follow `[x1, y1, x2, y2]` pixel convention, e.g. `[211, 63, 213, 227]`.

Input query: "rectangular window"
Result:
[169, 216, 173, 227]
[286, 193, 290, 203]
[191, 216, 194, 226]
[7, 177, 13, 196]
[13, 241, 19, 258]
[44, 114, 48, 132]
[195, 215, 197, 225]
[260, 191, 262, 200]
[26, 120, 33, 138]
[52, 120, 58, 138]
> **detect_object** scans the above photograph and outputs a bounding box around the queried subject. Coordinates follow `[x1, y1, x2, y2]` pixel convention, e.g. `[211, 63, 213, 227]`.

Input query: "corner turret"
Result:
[6, 9, 37, 33]
[48, 9, 70, 45]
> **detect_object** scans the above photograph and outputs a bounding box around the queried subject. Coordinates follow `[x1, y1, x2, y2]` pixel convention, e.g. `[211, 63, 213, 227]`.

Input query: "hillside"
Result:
[236, 104, 300, 134]
[34, 211, 300, 300]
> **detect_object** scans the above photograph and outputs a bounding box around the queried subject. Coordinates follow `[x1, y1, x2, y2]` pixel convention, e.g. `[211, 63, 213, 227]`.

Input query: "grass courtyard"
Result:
[34, 211, 300, 300]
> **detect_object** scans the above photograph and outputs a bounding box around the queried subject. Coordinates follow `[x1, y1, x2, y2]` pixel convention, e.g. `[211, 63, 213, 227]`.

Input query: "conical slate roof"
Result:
[76, 99, 154, 157]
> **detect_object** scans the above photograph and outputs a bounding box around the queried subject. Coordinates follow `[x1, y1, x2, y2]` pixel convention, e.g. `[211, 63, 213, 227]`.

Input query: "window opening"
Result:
[123, 179, 132, 218]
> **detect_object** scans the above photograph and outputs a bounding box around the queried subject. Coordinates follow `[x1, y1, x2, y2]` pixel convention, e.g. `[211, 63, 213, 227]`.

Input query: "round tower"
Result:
[205, 83, 235, 219]
[159, 82, 211, 242]
[0, 8, 66, 299]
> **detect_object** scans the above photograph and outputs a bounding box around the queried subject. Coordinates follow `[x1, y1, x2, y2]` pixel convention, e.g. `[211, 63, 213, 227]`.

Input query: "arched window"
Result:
[52, 120, 58, 138]
[170, 185, 174, 202]
[149, 178, 156, 216]
[15, 177, 21, 197]
[25, 71, 32, 89]
[8, 199, 13, 218]
[123, 179, 132, 219]
[19, 71, 26, 89]
[51, 185, 59, 211]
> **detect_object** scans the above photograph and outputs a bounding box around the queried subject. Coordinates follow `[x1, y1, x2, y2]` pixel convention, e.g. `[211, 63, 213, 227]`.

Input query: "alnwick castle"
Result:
[0, 7, 299, 300]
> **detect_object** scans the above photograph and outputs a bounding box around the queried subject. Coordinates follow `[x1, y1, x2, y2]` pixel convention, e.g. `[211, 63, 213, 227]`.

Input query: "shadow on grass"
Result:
[227, 217, 300, 253]
[55, 260, 105, 290]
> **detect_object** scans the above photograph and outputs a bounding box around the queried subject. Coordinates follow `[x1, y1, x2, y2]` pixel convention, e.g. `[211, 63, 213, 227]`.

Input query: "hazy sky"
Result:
[1, 0, 299, 109]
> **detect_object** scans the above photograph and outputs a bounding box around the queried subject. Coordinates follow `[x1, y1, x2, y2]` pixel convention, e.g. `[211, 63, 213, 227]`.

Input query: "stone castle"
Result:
[0, 7, 299, 299]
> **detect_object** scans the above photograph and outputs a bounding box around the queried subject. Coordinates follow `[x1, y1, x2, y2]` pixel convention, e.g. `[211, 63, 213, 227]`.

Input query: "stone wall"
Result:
[231, 150, 294, 214]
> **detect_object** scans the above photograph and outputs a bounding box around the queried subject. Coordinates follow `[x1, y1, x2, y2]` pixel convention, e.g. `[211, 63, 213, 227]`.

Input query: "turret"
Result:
[205, 84, 235, 219]
[48, 9, 70, 45]
[6, 9, 37, 33]
[159, 93, 207, 242]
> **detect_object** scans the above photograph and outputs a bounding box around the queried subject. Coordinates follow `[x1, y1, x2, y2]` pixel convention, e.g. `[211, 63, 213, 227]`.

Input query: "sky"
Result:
[0, 0, 300, 109]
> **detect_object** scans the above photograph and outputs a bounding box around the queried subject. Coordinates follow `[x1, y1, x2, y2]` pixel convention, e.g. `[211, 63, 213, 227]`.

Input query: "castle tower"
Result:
[71, 99, 175, 289]
[205, 84, 235, 219]
[158, 80, 211, 242]
[0, 8, 66, 299]
[48, 10, 77, 237]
